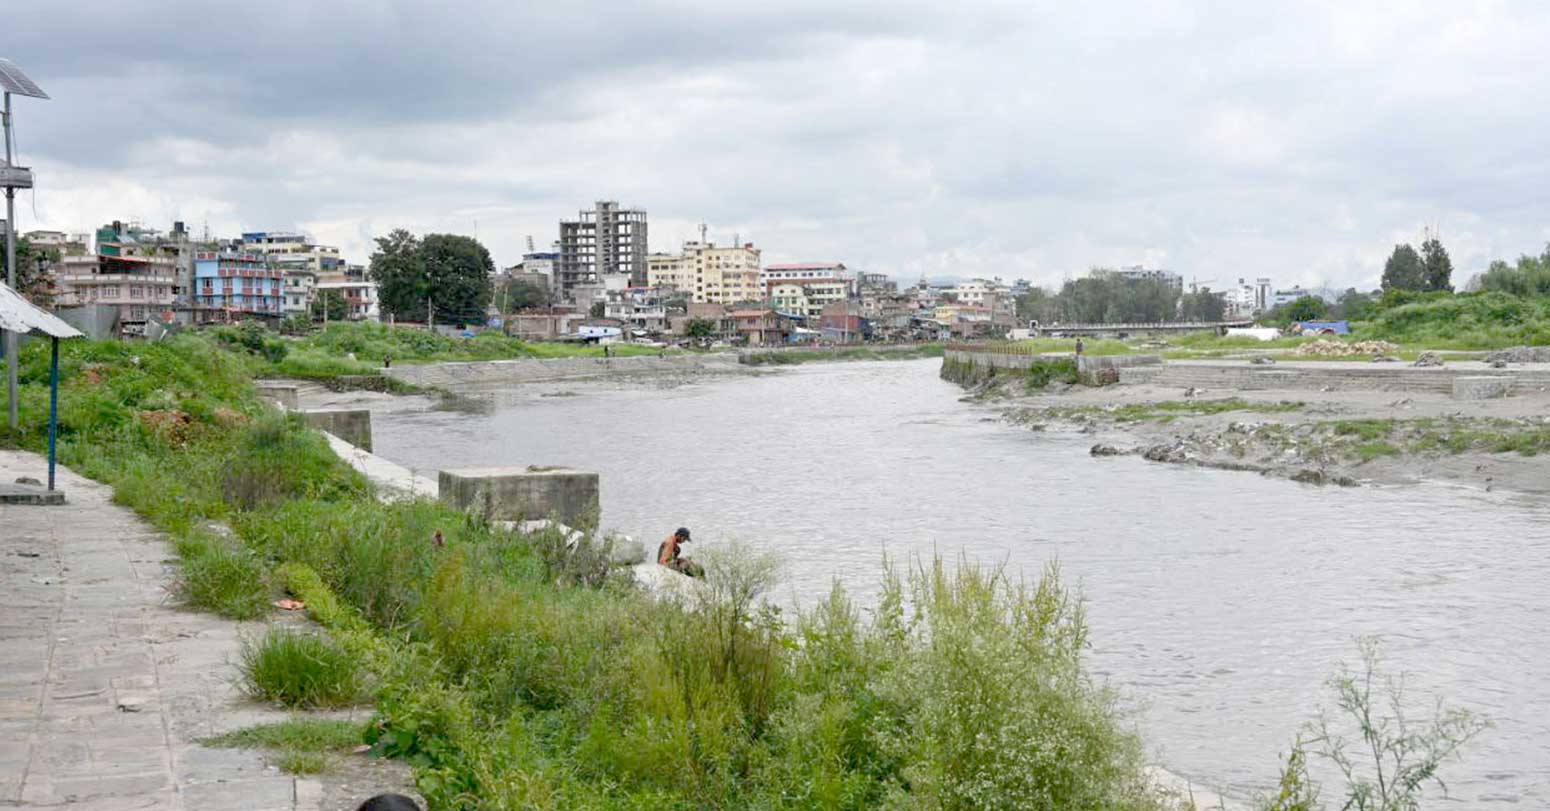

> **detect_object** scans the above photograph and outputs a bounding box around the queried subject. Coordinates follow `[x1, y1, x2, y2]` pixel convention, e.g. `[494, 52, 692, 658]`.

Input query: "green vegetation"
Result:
[1108, 398, 1304, 423]
[1260, 638, 1489, 811]
[1026, 357, 1078, 389]
[740, 343, 944, 365]
[202, 718, 365, 775]
[370, 229, 495, 325]
[1, 332, 1187, 810]
[240, 627, 364, 709]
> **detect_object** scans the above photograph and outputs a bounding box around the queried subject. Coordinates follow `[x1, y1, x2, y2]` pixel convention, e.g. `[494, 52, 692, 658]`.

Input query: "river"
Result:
[374, 358, 1550, 805]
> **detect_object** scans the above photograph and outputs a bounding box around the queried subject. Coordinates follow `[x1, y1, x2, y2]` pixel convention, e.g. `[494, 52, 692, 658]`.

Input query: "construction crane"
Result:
[1189, 276, 1218, 293]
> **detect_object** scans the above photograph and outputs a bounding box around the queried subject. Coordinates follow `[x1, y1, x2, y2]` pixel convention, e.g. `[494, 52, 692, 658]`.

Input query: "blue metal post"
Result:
[47, 336, 58, 491]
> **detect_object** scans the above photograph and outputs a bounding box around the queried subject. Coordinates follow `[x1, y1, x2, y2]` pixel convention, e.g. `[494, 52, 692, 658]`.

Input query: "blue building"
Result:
[193, 251, 284, 322]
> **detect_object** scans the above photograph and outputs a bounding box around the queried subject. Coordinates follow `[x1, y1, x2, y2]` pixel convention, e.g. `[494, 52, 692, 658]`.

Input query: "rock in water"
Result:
[1090, 443, 1126, 457]
[1250, 355, 1275, 365]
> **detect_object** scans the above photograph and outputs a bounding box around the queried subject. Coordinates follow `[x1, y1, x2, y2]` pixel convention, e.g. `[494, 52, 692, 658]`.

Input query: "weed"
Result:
[1331, 420, 1393, 441]
[240, 627, 363, 709]
[1351, 441, 1401, 462]
[175, 530, 271, 619]
[202, 718, 363, 775]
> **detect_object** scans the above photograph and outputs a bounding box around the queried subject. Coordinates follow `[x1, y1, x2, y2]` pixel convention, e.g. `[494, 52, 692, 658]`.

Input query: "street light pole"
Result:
[5, 91, 19, 430]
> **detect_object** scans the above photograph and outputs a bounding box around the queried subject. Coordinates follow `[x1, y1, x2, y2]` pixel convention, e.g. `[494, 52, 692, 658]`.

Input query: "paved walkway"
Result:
[0, 450, 330, 810]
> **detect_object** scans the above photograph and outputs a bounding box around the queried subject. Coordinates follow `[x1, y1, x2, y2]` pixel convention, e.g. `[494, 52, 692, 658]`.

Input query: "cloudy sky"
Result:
[7, 0, 1549, 290]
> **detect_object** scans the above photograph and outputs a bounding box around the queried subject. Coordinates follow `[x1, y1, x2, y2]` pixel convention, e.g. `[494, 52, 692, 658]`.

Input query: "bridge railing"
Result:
[944, 341, 1053, 356]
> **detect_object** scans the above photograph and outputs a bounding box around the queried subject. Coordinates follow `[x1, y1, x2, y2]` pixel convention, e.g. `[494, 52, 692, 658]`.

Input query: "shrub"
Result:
[240, 627, 364, 708]
[202, 718, 365, 774]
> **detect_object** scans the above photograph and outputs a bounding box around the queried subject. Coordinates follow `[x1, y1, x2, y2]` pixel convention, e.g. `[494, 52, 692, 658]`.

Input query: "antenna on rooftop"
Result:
[526, 235, 535, 253]
[699, 222, 707, 244]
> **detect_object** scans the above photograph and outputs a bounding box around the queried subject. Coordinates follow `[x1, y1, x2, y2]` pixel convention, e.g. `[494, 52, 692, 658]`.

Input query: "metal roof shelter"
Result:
[3, 56, 50, 434]
[1, 281, 82, 500]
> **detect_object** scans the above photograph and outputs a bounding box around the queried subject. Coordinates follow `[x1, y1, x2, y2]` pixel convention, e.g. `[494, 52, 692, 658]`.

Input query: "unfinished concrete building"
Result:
[557, 201, 648, 302]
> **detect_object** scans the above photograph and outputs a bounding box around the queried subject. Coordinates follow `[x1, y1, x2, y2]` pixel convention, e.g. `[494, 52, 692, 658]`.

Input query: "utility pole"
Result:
[427, 295, 433, 331]
[1, 60, 50, 431]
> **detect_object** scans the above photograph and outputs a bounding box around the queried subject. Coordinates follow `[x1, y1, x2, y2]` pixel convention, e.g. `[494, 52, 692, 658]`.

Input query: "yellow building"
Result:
[646, 240, 762, 305]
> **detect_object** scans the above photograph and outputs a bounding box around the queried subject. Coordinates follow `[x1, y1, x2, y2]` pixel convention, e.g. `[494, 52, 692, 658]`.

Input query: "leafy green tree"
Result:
[1381, 244, 1425, 292]
[1477, 246, 1550, 297]
[684, 317, 716, 339]
[1277, 295, 1330, 323]
[1179, 289, 1226, 322]
[310, 289, 348, 322]
[496, 280, 547, 313]
[588, 301, 606, 318]
[368, 229, 494, 325]
[1332, 288, 1378, 321]
[1015, 286, 1055, 324]
[2, 237, 57, 305]
[1420, 236, 1454, 292]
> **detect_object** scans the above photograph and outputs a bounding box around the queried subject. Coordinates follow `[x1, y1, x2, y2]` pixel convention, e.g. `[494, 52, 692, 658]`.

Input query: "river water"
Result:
[374, 359, 1550, 805]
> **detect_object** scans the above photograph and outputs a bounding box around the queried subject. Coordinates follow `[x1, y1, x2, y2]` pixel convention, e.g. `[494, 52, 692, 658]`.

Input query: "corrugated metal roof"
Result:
[0, 283, 84, 338]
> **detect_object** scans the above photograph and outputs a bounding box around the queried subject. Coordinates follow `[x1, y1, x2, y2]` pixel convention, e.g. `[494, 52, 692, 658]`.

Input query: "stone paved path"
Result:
[0, 450, 337, 810]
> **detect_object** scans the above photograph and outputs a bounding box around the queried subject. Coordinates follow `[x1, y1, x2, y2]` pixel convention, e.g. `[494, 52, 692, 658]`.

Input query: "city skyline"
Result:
[7, 1, 1549, 290]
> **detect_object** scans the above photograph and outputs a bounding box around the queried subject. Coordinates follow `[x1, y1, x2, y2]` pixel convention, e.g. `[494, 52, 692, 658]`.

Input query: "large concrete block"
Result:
[1452, 376, 1514, 400]
[254, 381, 299, 410]
[440, 466, 600, 525]
[297, 408, 372, 451]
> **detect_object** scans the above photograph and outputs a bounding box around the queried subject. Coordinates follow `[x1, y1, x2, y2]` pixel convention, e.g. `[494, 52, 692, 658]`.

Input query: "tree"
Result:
[1331, 288, 1378, 322]
[685, 317, 716, 339]
[2, 237, 56, 306]
[1380, 244, 1425, 292]
[497, 280, 547, 313]
[1279, 295, 1330, 323]
[310, 289, 347, 322]
[1420, 236, 1454, 292]
[1179, 289, 1226, 322]
[588, 301, 606, 318]
[1015, 286, 1057, 324]
[368, 229, 494, 325]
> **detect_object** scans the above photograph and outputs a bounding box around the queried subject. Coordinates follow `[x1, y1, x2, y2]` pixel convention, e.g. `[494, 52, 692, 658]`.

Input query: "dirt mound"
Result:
[1485, 346, 1550, 364]
[1294, 339, 1400, 357]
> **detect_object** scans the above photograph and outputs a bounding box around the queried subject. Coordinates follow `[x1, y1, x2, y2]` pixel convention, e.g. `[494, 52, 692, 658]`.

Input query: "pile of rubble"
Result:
[1485, 346, 1550, 365]
[1293, 339, 1401, 357]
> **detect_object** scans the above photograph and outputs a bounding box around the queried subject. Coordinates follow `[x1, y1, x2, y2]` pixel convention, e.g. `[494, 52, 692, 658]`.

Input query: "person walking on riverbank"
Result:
[1074, 337, 1084, 357]
[658, 527, 703, 577]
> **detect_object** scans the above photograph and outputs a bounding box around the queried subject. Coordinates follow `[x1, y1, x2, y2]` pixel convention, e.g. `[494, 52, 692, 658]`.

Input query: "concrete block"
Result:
[1452, 376, 1514, 400]
[439, 466, 600, 525]
[253, 381, 298, 410]
[297, 408, 372, 451]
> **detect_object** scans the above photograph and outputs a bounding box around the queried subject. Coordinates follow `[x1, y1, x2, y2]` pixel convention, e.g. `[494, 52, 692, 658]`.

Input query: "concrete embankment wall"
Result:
[383, 353, 741, 389]
[1119, 362, 1550, 394]
[941, 348, 1161, 385]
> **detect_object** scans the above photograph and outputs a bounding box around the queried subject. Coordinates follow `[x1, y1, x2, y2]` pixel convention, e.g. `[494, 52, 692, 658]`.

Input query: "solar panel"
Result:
[0, 59, 48, 99]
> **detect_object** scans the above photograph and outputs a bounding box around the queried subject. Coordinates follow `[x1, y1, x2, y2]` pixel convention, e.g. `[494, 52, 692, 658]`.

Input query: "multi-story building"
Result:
[55, 222, 184, 334]
[281, 268, 316, 316]
[1223, 277, 1273, 318]
[646, 240, 762, 305]
[558, 201, 648, 300]
[604, 287, 669, 335]
[1098, 265, 1183, 290]
[193, 250, 283, 322]
[766, 277, 851, 320]
[762, 262, 851, 291]
[315, 264, 379, 321]
[729, 309, 791, 346]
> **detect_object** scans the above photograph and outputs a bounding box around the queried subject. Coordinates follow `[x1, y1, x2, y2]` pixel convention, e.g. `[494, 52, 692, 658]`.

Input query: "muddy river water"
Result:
[374, 358, 1550, 805]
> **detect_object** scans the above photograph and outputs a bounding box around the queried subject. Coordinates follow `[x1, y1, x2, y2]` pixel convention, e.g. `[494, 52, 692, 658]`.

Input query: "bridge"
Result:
[1032, 319, 1255, 337]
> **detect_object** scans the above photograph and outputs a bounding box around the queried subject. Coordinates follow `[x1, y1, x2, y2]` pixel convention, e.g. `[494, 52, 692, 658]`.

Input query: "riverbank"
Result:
[1, 334, 1218, 809]
[956, 360, 1550, 496]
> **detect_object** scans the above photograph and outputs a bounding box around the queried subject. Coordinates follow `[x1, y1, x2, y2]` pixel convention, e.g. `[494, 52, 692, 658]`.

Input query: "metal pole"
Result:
[5, 91, 18, 430]
[47, 337, 58, 491]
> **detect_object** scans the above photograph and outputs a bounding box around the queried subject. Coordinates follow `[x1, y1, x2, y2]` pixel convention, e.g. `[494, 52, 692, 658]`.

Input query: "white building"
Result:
[646, 240, 762, 305]
[1101, 265, 1183, 290]
[1223, 277, 1273, 318]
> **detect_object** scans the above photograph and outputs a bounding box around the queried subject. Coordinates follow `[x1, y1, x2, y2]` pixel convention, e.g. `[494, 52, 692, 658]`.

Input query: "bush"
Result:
[240, 627, 364, 708]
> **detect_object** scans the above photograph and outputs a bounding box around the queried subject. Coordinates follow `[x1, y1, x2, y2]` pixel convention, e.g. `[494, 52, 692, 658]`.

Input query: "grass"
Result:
[239, 627, 364, 709]
[202, 718, 364, 775]
[1108, 398, 1304, 422]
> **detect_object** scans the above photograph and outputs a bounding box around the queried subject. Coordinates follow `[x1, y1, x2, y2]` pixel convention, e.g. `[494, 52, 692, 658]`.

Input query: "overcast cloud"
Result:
[7, 0, 1549, 290]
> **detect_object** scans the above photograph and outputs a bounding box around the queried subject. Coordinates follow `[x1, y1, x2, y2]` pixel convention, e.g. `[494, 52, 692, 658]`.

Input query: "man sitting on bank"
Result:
[658, 527, 704, 578]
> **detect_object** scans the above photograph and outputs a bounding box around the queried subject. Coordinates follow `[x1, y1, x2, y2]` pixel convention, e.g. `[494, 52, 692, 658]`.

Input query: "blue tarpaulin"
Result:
[1295, 320, 1350, 335]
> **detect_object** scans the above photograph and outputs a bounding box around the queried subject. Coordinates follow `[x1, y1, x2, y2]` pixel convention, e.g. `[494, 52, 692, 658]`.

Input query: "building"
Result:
[820, 301, 869, 343]
[1099, 265, 1183, 290]
[282, 269, 316, 316]
[646, 240, 762, 305]
[506, 309, 583, 340]
[1223, 277, 1273, 318]
[604, 287, 669, 335]
[193, 250, 284, 322]
[762, 262, 851, 291]
[1269, 286, 1330, 310]
[558, 201, 648, 300]
[54, 222, 183, 335]
[765, 275, 852, 320]
[729, 309, 791, 346]
[314, 264, 379, 321]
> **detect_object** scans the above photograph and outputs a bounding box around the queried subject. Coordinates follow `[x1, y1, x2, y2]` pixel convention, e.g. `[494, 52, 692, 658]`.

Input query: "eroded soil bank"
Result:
[969, 375, 1550, 496]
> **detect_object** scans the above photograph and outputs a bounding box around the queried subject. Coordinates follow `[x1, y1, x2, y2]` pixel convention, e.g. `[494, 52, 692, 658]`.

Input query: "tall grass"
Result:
[240, 627, 364, 708]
